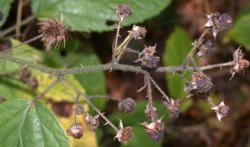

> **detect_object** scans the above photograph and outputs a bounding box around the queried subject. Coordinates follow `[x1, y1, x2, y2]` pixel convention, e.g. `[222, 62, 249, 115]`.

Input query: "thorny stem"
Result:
[146, 75, 155, 122]
[148, 75, 170, 103]
[88, 95, 121, 101]
[0, 15, 35, 37]
[0, 53, 236, 76]
[63, 78, 119, 132]
[112, 21, 122, 64]
[182, 29, 209, 68]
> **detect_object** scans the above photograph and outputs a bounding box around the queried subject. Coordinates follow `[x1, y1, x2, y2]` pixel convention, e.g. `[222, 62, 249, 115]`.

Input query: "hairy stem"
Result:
[182, 29, 209, 67]
[0, 53, 236, 76]
[146, 75, 155, 122]
[148, 75, 170, 103]
[63, 78, 119, 132]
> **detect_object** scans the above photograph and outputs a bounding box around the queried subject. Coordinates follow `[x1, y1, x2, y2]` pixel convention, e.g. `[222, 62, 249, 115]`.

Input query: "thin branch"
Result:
[148, 75, 170, 103]
[16, 0, 24, 38]
[146, 75, 155, 122]
[0, 15, 35, 37]
[182, 29, 209, 67]
[112, 21, 122, 64]
[63, 78, 119, 132]
[0, 53, 236, 76]
[33, 78, 61, 101]
[88, 94, 121, 101]
[200, 61, 234, 71]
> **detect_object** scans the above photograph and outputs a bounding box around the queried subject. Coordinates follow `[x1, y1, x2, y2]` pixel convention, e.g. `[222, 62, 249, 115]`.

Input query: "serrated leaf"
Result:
[229, 14, 250, 50]
[0, 99, 69, 147]
[0, 0, 15, 26]
[163, 26, 192, 98]
[31, 0, 172, 32]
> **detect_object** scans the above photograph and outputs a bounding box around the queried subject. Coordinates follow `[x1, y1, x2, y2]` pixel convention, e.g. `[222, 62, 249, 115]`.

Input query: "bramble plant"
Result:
[0, 1, 249, 147]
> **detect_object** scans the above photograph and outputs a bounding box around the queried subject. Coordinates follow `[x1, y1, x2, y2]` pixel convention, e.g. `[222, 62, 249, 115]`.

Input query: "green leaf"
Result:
[0, 76, 34, 100]
[229, 14, 250, 50]
[0, 39, 44, 73]
[0, 99, 69, 147]
[31, 0, 172, 32]
[163, 26, 192, 98]
[0, 39, 44, 100]
[0, 0, 15, 26]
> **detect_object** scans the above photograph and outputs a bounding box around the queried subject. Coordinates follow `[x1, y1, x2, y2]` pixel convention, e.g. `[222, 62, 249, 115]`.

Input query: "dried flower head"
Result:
[135, 45, 160, 68]
[185, 72, 213, 97]
[142, 119, 165, 142]
[230, 48, 249, 80]
[115, 120, 133, 144]
[85, 114, 99, 131]
[145, 104, 158, 121]
[67, 123, 83, 139]
[197, 40, 215, 58]
[116, 4, 132, 21]
[205, 13, 232, 38]
[38, 18, 66, 50]
[211, 101, 229, 121]
[163, 99, 180, 118]
[118, 97, 136, 113]
[131, 25, 147, 40]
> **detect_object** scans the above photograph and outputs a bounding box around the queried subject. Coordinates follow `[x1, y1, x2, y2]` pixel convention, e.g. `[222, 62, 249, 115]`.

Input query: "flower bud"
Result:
[135, 45, 160, 68]
[116, 4, 132, 21]
[67, 123, 83, 139]
[163, 99, 180, 118]
[211, 101, 229, 121]
[85, 114, 99, 131]
[142, 119, 165, 142]
[205, 13, 232, 38]
[115, 120, 133, 144]
[118, 98, 136, 113]
[197, 40, 214, 58]
[131, 25, 147, 40]
[230, 48, 249, 80]
[145, 104, 158, 121]
[185, 72, 213, 96]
